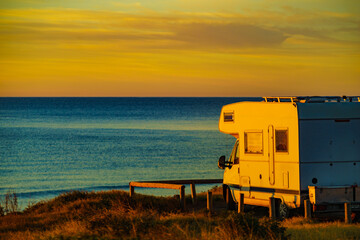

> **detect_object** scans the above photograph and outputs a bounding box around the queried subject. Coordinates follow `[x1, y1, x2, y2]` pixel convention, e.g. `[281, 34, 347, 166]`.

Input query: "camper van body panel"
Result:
[220, 102, 301, 207]
[300, 162, 360, 189]
[297, 103, 360, 190]
[309, 186, 354, 204]
[297, 102, 360, 120]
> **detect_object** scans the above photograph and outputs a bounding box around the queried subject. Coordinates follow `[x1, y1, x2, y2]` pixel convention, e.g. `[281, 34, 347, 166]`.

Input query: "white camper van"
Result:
[218, 96, 360, 217]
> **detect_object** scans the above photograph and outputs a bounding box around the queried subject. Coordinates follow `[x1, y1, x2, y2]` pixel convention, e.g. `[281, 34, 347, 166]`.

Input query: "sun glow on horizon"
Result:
[0, 0, 359, 97]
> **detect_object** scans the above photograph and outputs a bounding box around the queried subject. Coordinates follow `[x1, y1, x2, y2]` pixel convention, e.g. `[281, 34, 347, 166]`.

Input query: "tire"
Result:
[279, 202, 290, 219]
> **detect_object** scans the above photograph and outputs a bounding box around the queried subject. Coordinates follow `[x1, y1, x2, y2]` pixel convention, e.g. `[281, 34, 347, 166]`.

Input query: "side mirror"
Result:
[218, 155, 226, 169]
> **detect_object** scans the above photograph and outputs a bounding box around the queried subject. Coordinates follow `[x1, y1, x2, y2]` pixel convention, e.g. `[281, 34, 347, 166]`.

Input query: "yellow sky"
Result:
[0, 0, 359, 96]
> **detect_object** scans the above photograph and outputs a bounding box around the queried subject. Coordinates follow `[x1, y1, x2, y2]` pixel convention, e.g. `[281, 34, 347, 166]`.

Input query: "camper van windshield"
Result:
[230, 140, 239, 164]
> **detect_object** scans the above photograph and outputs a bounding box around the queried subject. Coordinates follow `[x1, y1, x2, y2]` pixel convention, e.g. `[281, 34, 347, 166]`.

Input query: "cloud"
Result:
[0, 6, 358, 54]
[0, 9, 288, 50]
[111, 1, 143, 9]
[174, 23, 287, 48]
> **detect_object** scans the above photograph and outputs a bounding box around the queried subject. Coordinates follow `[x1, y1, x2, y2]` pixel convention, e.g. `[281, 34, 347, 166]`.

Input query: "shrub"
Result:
[0, 190, 18, 215]
[216, 212, 289, 240]
[0, 190, 293, 240]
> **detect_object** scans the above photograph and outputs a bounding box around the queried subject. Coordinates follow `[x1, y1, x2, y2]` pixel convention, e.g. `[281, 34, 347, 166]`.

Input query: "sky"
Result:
[0, 0, 359, 97]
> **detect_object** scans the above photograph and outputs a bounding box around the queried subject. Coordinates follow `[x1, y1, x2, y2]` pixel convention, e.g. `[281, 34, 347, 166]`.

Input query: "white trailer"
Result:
[218, 96, 360, 217]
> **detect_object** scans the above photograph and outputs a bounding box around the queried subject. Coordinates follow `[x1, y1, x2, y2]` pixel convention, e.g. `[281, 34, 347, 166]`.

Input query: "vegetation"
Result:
[282, 217, 360, 240]
[0, 190, 18, 216]
[0, 189, 287, 240]
[0, 189, 359, 239]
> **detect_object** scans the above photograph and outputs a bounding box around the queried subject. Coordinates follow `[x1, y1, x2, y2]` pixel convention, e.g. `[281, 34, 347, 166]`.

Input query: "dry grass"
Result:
[282, 216, 360, 240]
[1, 189, 359, 239]
[0, 189, 288, 240]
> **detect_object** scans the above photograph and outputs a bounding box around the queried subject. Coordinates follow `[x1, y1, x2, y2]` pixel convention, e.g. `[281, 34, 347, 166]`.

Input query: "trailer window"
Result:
[275, 129, 288, 152]
[244, 132, 263, 154]
[224, 112, 234, 122]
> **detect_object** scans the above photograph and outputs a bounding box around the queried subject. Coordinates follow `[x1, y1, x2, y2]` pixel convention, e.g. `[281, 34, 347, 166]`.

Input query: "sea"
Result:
[0, 97, 260, 208]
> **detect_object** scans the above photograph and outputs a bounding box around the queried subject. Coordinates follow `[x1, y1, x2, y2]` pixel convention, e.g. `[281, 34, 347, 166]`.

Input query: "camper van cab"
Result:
[218, 96, 360, 216]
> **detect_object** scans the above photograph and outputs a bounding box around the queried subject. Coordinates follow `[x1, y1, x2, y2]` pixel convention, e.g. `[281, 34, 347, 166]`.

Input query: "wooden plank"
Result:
[137, 179, 223, 185]
[129, 185, 134, 197]
[345, 202, 352, 224]
[207, 191, 213, 213]
[129, 179, 224, 212]
[130, 182, 183, 190]
[269, 197, 276, 219]
[238, 193, 244, 213]
[226, 186, 231, 210]
[190, 183, 197, 205]
[304, 199, 311, 219]
[180, 186, 186, 211]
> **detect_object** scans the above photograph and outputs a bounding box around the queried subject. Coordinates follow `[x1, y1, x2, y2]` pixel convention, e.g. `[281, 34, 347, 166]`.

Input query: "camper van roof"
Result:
[263, 96, 360, 103]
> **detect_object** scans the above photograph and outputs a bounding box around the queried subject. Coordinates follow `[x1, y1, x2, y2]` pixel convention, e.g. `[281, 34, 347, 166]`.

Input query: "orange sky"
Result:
[0, 0, 359, 96]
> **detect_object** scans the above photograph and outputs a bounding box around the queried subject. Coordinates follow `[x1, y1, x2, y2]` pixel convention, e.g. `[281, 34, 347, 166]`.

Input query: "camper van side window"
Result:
[275, 129, 288, 153]
[224, 112, 234, 122]
[244, 131, 263, 154]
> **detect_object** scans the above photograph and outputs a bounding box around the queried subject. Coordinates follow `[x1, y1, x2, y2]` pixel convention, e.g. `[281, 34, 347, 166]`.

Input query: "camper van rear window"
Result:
[275, 129, 288, 153]
[244, 132, 263, 154]
[224, 112, 234, 122]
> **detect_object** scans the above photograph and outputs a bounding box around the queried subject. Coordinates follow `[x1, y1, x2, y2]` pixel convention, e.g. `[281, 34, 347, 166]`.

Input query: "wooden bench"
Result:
[129, 179, 223, 210]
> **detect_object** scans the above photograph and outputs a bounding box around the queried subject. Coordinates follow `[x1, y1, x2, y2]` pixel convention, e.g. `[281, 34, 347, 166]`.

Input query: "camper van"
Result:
[218, 96, 360, 217]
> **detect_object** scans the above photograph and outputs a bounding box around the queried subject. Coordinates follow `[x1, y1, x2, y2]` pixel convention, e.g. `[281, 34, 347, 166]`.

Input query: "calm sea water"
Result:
[0, 97, 259, 208]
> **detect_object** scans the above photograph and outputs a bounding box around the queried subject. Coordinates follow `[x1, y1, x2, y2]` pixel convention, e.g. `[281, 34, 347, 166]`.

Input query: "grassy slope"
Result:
[0, 190, 359, 240]
[282, 217, 360, 240]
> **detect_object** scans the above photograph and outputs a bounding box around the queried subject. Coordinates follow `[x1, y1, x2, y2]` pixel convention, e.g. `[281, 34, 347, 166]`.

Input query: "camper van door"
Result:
[268, 125, 275, 185]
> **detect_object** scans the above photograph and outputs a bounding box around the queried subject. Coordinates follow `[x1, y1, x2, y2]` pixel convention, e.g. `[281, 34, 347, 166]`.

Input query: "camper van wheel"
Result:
[279, 202, 290, 219]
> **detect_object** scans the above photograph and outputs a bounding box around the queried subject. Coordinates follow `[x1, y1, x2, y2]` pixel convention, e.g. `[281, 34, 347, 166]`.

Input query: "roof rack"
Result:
[348, 96, 360, 102]
[263, 97, 297, 103]
[263, 96, 360, 103]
